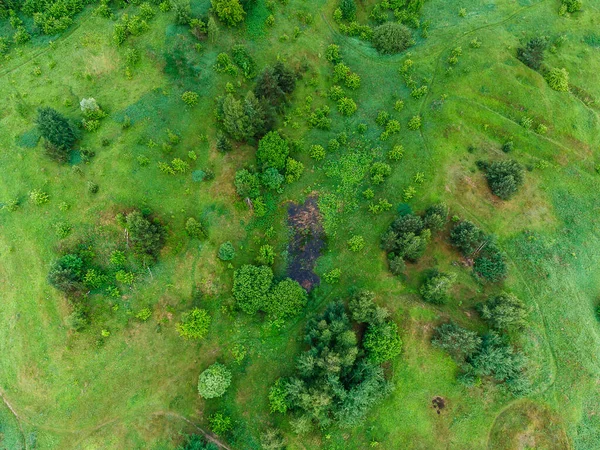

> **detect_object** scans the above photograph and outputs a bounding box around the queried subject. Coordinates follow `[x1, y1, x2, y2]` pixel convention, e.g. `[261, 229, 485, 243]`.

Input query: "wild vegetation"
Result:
[0, 0, 598, 449]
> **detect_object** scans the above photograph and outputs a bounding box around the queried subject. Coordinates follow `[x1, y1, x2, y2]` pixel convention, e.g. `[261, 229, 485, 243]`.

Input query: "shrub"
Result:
[257, 131, 289, 171]
[309, 144, 326, 161]
[325, 44, 342, 64]
[181, 91, 199, 106]
[231, 44, 256, 78]
[84, 268, 106, 289]
[363, 321, 402, 364]
[211, 0, 245, 26]
[177, 308, 211, 340]
[388, 145, 404, 161]
[268, 378, 288, 413]
[36, 107, 77, 163]
[208, 413, 232, 435]
[372, 22, 412, 54]
[545, 67, 569, 92]
[218, 242, 235, 261]
[232, 264, 273, 314]
[479, 292, 528, 329]
[198, 362, 232, 398]
[265, 278, 308, 319]
[323, 268, 341, 284]
[346, 235, 365, 252]
[285, 158, 304, 183]
[420, 270, 456, 305]
[256, 244, 275, 265]
[370, 162, 392, 185]
[115, 270, 134, 285]
[431, 322, 481, 362]
[185, 217, 206, 239]
[407, 115, 422, 130]
[29, 189, 50, 205]
[337, 97, 357, 116]
[484, 159, 525, 200]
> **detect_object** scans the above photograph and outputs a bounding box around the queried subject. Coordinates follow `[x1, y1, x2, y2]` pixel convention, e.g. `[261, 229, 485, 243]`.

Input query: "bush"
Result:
[545, 67, 569, 92]
[407, 115, 422, 130]
[340, 0, 356, 20]
[29, 189, 50, 205]
[218, 242, 235, 261]
[185, 217, 206, 239]
[484, 159, 525, 200]
[208, 413, 232, 436]
[232, 264, 273, 314]
[479, 293, 528, 329]
[363, 321, 402, 364]
[347, 235, 365, 252]
[337, 97, 357, 116]
[177, 308, 211, 340]
[181, 91, 199, 106]
[257, 131, 289, 171]
[256, 244, 275, 265]
[268, 378, 288, 413]
[309, 144, 326, 161]
[285, 158, 304, 183]
[36, 107, 77, 163]
[212, 0, 245, 26]
[198, 362, 232, 398]
[420, 270, 456, 305]
[370, 162, 392, 184]
[265, 278, 307, 319]
[372, 22, 412, 54]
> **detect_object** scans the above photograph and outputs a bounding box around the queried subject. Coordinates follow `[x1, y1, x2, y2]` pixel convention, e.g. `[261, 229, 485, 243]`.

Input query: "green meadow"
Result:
[1, 0, 599, 448]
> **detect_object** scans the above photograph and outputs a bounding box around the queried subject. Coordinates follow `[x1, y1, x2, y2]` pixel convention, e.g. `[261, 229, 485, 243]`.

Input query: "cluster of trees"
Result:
[381, 204, 448, 275]
[450, 219, 508, 282]
[477, 159, 525, 200]
[216, 61, 296, 145]
[516, 36, 570, 92]
[432, 291, 531, 396]
[268, 295, 400, 432]
[232, 264, 307, 320]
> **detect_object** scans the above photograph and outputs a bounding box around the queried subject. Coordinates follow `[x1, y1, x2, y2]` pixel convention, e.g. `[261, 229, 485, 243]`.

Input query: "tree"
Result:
[185, 218, 206, 239]
[484, 159, 525, 200]
[218, 242, 235, 261]
[261, 167, 284, 190]
[450, 220, 484, 256]
[198, 362, 232, 398]
[516, 37, 547, 71]
[177, 434, 218, 450]
[431, 322, 481, 362]
[260, 428, 286, 450]
[423, 203, 449, 231]
[474, 244, 508, 282]
[468, 332, 526, 383]
[265, 278, 307, 319]
[207, 16, 219, 43]
[126, 211, 166, 262]
[363, 321, 402, 364]
[211, 0, 245, 26]
[340, 0, 356, 20]
[36, 107, 77, 163]
[254, 62, 296, 108]
[232, 264, 273, 314]
[372, 22, 412, 54]
[256, 131, 289, 171]
[348, 290, 389, 324]
[48, 254, 84, 293]
[479, 293, 528, 329]
[176, 308, 211, 340]
[420, 270, 456, 305]
[234, 169, 260, 199]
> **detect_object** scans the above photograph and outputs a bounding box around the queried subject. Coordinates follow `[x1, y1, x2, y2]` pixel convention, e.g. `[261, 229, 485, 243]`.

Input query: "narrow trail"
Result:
[0, 389, 28, 450]
[151, 411, 232, 450]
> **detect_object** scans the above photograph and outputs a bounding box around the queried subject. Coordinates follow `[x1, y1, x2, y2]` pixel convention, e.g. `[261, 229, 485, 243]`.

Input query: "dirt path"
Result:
[151, 411, 232, 450]
[0, 389, 28, 450]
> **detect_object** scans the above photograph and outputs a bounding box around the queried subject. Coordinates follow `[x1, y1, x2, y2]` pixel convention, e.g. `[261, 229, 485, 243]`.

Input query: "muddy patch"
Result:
[287, 197, 325, 292]
[432, 396, 445, 415]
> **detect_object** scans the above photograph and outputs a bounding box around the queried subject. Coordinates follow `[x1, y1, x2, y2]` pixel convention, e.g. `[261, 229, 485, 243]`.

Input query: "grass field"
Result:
[1, 0, 600, 448]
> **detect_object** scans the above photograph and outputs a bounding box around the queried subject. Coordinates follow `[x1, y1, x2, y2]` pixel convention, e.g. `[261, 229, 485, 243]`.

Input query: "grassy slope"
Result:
[0, 0, 599, 448]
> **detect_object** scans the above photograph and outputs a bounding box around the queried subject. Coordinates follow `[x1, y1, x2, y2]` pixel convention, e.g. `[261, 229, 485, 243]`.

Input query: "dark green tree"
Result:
[484, 159, 525, 200]
[450, 220, 485, 256]
[372, 22, 413, 54]
[126, 211, 166, 262]
[431, 322, 481, 363]
[479, 293, 528, 329]
[232, 264, 273, 314]
[48, 253, 84, 293]
[36, 107, 77, 163]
